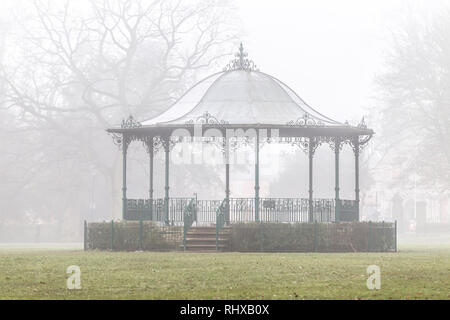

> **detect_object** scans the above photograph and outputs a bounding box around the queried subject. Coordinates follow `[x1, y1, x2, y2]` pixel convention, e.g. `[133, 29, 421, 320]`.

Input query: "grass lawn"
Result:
[0, 241, 449, 299]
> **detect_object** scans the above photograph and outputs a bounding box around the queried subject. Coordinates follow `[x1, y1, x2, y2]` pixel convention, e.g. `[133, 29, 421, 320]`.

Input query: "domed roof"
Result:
[141, 44, 341, 127]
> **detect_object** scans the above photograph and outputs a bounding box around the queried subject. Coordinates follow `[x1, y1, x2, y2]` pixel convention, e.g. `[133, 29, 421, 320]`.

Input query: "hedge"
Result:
[85, 221, 396, 252]
[86, 221, 182, 251]
[230, 221, 396, 252]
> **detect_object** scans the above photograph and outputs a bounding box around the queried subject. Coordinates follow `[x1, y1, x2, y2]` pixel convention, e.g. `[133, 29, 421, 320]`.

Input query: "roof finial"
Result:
[238, 43, 245, 66]
[224, 42, 258, 72]
[357, 116, 367, 129]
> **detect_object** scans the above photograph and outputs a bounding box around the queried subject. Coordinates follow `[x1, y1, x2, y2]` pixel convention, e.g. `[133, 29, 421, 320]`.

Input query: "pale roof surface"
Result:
[141, 70, 342, 127]
[141, 44, 343, 128]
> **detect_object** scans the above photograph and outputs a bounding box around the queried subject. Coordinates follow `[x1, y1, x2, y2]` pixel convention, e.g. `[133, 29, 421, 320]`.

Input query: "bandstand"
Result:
[107, 44, 373, 230]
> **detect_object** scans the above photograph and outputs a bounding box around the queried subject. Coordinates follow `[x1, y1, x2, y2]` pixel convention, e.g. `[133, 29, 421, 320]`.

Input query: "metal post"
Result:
[183, 225, 187, 251]
[255, 131, 260, 222]
[184, 205, 188, 251]
[122, 134, 128, 220]
[334, 138, 341, 222]
[110, 220, 114, 251]
[314, 220, 318, 252]
[394, 220, 397, 252]
[354, 138, 360, 221]
[139, 219, 143, 250]
[308, 138, 314, 222]
[83, 220, 87, 251]
[224, 138, 230, 225]
[260, 222, 264, 252]
[216, 221, 219, 251]
[164, 138, 170, 225]
[149, 138, 154, 220]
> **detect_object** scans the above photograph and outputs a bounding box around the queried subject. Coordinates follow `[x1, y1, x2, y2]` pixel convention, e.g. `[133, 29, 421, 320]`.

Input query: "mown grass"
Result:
[0, 242, 449, 299]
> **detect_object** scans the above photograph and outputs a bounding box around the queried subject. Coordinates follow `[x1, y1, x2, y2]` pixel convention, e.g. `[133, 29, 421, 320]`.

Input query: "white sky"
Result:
[2, 0, 448, 125]
[237, 0, 447, 123]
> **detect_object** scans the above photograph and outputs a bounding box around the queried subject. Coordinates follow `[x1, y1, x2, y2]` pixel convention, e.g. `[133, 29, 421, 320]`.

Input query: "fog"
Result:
[0, 0, 448, 245]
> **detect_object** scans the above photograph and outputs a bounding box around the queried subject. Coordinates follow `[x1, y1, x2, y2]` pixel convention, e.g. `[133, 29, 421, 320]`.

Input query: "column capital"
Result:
[329, 136, 343, 153]
[161, 135, 172, 152]
[143, 136, 162, 154]
[349, 134, 373, 155]
[308, 136, 321, 156]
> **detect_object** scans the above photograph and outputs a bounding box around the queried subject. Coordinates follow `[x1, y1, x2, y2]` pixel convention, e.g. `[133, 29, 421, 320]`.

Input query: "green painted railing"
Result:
[216, 199, 227, 250]
[183, 198, 197, 250]
[125, 197, 358, 223]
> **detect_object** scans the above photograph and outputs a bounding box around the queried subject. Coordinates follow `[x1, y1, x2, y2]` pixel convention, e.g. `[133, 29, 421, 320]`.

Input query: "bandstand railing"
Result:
[124, 197, 356, 224]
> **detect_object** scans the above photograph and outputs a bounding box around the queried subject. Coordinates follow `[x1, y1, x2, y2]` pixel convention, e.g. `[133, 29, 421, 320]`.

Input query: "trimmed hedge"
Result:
[86, 221, 395, 252]
[230, 221, 396, 252]
[86, 221, 182, 251]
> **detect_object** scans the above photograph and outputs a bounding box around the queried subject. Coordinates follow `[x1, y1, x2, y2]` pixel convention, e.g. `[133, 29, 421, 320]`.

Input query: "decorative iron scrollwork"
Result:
[224, 43, 259, 72]
[185, 111, 229, 125]
[110, 133, 123, 147]
[357, 116, 367, 129]
[308, 137, 322, 156]
[328, 137, 343, 152]
[109, 132, 133, 151]
[121, 115, 142, 129]
[228, 136, 253, 151]
[348, 117, 372, 154]
[289, 137, 310, 153]
[142, 136, 164, 154]
[160, 135, 180, 151]
[109, 115, 142, 150]
[349, 134, 373, 155]
[286, 113, 324, 127]
[280, 136, 328, 154]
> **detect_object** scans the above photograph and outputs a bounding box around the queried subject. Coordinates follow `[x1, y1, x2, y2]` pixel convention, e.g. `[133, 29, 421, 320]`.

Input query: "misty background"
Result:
[0, 0, 448, 242]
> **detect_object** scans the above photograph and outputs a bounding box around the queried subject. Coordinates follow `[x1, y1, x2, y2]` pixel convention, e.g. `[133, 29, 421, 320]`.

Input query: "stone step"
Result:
[182, 244, 228, 251]
[185, 238, 229, 243]
[186, 232, 230, 237]
[188, 226, 230, 231]
[183, 226, 231, 252]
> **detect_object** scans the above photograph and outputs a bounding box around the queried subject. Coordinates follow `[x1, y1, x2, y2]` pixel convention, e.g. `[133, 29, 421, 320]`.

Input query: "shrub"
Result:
[87, 221, 182, 251]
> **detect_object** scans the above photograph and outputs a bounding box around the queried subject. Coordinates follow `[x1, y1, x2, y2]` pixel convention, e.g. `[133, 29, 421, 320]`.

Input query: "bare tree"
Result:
[0, 0, 240, 226]
[375, 9, 450, 194]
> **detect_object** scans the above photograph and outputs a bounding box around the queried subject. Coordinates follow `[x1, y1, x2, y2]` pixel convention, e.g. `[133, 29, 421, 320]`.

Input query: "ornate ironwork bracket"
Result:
[348, 117, 372, 154]
[289, 137, 310, 153]
[109, 115, 143, 150]
[228, 136, 253, 151]
[284, 136, 327, 154]
[110, 132, 124, 149]
[349, 134, 373, 155]
[308, 137, 322, 156]
[223, 43, 259, 72]
[160, 135, 180, 152]
[109, 132, 132, 151]
[286, 113, 324, 127]
[142, 136, 164, 154]
[328, 137, 343, 152]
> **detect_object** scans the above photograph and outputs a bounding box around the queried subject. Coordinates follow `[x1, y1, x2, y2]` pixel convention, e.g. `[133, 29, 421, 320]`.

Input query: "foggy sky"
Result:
[238, 0, 449, 122]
